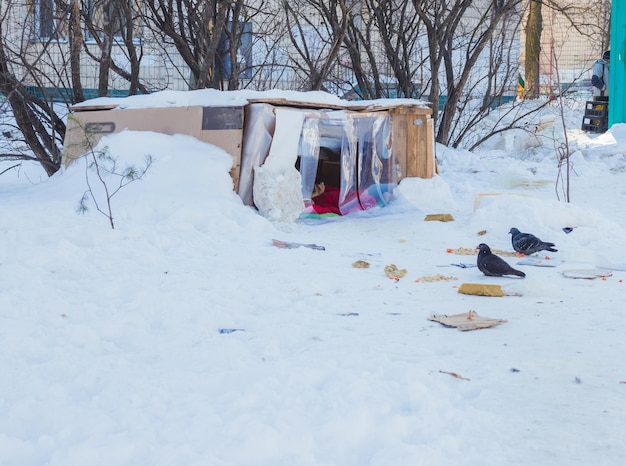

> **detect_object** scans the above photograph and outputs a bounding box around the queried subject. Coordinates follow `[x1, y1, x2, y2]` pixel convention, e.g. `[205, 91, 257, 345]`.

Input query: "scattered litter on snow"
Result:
[450, 263, 477, 268]
[447, 247, 477, 255]
[271, 238, 326, 250]
[438, 370, 471, 381]
[417, 274, 458, 282]
[351, 260, 370, 268]
[384, 264, 407, 280]
[447, 246, 517, 257]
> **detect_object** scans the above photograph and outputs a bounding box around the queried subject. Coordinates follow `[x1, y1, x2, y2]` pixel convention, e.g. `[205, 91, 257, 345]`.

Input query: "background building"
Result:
[518, 0, 611, 94]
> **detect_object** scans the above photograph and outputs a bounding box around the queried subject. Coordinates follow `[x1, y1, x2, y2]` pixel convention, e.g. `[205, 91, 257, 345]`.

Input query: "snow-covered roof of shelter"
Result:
[70, 88, 431, 112]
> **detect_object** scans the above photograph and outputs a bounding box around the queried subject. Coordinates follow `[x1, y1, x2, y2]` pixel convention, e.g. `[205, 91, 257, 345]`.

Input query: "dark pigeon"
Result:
[509, 227, 557, 255]
[477, 243, 526, 278]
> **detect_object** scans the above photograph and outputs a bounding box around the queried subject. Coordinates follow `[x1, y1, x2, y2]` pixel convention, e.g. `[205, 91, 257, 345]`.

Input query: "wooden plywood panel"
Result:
[414, 115, 429, 178]
[406, 113, 420, 177]
[390, 106, 434, 180]
[391, 109, 409, 179]
[426, 118, 435, 176]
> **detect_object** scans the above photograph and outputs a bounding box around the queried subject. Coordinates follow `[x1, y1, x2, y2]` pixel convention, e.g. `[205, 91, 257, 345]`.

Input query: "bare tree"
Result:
[140, 0, 260, 90]
[0, 8, 65, 175]
[0, 0, 156, 176]
[82, 0, 150, 96]
[448, 21, 524, 149]
[368, 0, 424, 99]
[282, 0, 351, 91]
[412, 0, 524, 144]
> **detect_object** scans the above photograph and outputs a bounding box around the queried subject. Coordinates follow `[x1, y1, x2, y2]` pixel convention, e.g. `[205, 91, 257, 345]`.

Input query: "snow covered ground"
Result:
[1, 94, 626, 465]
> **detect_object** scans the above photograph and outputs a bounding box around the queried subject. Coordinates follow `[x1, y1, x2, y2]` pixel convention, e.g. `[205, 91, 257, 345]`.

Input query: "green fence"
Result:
[25, 87, 145, 102]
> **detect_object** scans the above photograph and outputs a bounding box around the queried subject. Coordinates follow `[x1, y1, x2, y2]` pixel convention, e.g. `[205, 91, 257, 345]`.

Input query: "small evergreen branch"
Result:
[76, 140, 152, 229]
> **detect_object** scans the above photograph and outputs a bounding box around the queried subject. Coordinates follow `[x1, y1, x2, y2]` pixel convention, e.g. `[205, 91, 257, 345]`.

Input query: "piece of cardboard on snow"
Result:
[428, 310, 507, 331]
[424, 213, 454, 222]
[63, 105, 244, 190]
[561, 269, 613, 279]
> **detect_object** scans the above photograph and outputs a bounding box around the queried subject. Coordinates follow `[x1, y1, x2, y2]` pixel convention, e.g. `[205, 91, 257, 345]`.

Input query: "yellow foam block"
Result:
[457, 283, 506, 297]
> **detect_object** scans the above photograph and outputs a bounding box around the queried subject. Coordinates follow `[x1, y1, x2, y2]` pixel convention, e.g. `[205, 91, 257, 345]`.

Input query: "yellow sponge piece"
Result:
[457, 283, 506, 297]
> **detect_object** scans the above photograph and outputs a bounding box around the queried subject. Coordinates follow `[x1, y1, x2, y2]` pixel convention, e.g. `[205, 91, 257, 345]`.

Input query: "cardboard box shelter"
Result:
[63, 92, 434, 219]
[63, 103, 245, 186]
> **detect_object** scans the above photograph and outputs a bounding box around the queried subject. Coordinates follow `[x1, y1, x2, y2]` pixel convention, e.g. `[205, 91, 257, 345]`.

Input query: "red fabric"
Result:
[311, 186, 341, 215]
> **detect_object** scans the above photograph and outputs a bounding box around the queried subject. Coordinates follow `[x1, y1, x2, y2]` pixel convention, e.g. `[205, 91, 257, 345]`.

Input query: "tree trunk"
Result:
[97, 2, 117, 96]
[120, 0, 141, 95]
[524, 0, 542, 99]
[69, 0, 85, 102]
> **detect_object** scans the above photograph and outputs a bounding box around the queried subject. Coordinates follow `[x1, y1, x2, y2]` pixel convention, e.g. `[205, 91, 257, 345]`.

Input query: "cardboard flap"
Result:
[428, 310, 507, 331]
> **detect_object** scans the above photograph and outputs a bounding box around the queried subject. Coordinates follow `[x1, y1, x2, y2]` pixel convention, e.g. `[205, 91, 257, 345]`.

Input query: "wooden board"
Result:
[391, 107, 435, 179]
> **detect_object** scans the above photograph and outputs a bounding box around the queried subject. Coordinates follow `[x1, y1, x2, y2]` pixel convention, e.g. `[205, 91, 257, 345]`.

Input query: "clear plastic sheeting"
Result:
[300, 111, 396, 216]
[240, 103, 398, 220]
[337, 113, 395, 215]
[252, 108, 305, 222]
[238, 103, 276, 206]
[298, 117, 321, 205]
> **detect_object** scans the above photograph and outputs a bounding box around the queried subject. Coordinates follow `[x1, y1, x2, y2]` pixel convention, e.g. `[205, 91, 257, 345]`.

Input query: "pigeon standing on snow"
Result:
[509, 227, 557, 255]
[477, 243, 526, 278]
